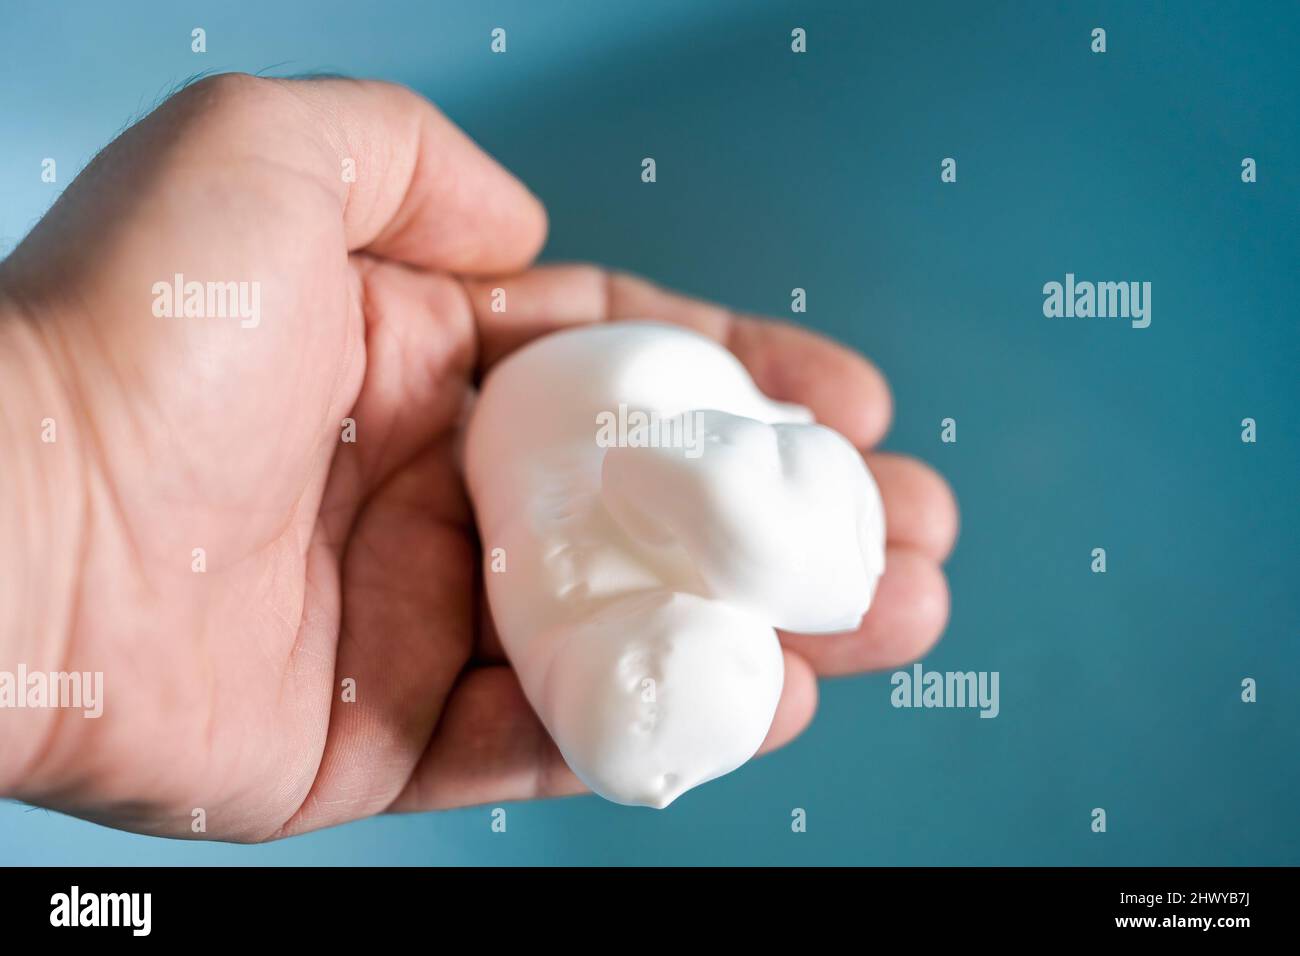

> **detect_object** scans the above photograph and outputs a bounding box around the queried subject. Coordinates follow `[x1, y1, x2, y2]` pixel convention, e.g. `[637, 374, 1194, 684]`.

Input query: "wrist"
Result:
[0, 292, 88, 799]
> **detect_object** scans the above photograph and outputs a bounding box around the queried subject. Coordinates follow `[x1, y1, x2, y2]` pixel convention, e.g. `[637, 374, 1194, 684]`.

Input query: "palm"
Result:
[4, 75, 956, 840]
[59, 213, 497, 840]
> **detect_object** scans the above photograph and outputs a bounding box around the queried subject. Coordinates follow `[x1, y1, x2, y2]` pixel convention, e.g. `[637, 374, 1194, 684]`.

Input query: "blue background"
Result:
[1, 0, 1296, 865]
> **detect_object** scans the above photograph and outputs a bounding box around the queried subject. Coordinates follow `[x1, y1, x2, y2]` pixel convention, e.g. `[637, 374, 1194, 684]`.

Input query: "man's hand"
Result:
[0, 74, 956, 841]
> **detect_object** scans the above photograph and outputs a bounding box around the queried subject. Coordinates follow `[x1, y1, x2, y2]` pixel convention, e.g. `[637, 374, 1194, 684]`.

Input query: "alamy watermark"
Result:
[891, 663, 999, 718]
[0, 665, 103, 718]
[1043, 273, 1150, 329]
[151, 273, 261, 328]
[596, 404, 705, 459]
[50, 886, 150, 936]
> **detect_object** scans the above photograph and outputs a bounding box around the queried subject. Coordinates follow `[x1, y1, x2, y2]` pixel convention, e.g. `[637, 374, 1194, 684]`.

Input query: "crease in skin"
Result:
[465, 322, 885, 807]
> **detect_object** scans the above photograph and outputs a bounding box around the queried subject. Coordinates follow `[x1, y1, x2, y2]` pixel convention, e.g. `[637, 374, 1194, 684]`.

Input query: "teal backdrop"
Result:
[1, 0, 1296, 865]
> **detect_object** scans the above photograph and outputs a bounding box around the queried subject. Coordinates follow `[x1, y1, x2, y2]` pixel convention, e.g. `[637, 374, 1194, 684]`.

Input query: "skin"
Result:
[0, 74, 958, 842]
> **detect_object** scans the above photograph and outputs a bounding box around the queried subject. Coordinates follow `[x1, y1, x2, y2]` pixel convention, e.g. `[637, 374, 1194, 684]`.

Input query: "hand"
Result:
[0, 74, 957, 841]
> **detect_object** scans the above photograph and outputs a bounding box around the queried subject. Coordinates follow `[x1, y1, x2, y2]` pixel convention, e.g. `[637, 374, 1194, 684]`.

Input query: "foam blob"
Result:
[465, 322, 885, 806]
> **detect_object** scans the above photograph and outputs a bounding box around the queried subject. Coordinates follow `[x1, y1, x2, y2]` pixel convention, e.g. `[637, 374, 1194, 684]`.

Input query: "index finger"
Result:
[464, 264, 893, 449]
